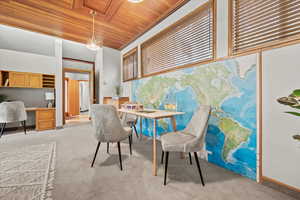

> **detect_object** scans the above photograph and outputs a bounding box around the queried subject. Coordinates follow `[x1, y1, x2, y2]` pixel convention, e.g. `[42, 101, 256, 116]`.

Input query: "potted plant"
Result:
[114, 85, 122, 99]
[277, 89, 300, 141]
[0, 94, 8, 103]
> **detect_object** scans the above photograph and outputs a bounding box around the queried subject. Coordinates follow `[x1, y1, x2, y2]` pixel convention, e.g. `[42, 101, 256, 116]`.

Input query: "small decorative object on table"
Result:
[45, 92, 55, 108]
[121, 102, 144, 111]
[164, 103, 177, 111]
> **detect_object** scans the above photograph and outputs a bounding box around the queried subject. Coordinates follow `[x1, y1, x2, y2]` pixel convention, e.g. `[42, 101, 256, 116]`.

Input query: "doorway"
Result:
[63, 68, 94, 125]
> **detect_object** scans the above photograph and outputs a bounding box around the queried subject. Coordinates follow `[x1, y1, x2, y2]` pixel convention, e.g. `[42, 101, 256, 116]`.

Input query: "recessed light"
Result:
[128, 0, 143, 3]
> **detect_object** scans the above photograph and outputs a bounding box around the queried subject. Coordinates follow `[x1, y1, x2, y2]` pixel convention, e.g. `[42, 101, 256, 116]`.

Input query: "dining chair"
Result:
[124, 114, 139, 138]
[90, 104, 133, 170]
[106, 113, 137, 154]
[160, 105, 211, 186]
[0, 101, 27, 138]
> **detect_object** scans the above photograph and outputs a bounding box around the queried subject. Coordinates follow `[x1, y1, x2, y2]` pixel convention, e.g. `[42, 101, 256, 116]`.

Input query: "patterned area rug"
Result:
[0, 143, 56, 200]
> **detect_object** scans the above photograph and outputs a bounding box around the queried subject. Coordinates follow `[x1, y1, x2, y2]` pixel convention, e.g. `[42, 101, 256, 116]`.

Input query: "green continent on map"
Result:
[136, 76, 176, 108]
[181, 63, 238, 108]
[158, 119, 168, 130]
[219, 117, 251, 161]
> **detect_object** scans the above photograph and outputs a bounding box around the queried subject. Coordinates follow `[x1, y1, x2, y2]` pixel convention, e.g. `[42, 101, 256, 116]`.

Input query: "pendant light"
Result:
[86, 10, 101, 51]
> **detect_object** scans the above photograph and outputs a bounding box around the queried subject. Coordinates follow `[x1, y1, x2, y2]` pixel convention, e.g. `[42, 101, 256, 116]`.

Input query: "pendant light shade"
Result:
[86, 10, 101, 51]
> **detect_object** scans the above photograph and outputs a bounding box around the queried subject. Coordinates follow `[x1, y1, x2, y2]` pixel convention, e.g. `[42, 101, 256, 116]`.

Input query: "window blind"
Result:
[123, 48, 138, 82]
[141, 1, 214, 76]
[231, 0, 300, 54]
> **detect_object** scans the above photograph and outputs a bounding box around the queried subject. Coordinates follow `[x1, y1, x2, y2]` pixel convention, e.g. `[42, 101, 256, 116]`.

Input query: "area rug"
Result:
[0, 142, 56, 200]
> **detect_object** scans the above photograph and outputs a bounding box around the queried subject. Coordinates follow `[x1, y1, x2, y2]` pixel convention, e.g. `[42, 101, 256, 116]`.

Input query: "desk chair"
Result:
[0, 101, 27, 138]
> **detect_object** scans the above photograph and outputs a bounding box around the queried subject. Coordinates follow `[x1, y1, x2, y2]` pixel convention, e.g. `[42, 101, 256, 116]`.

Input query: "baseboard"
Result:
[261, 176, 300, 193]
[56, 126, 64, 129]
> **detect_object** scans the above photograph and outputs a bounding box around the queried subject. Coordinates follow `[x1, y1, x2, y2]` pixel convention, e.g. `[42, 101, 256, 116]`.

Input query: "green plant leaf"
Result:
[292, 89, 300, 97]
[277, 97, 297, 105]
[285, 111, 300, 117]
[290, 104, 300, 110]
[293, 135, 300, 141]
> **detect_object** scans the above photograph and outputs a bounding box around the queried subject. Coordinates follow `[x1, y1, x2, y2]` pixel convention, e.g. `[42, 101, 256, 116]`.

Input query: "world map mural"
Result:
[131, 54, 257, 180]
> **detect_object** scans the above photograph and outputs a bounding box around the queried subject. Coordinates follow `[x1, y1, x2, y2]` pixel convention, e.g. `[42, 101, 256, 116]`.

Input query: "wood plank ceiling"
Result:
[0, 0, 190, 49]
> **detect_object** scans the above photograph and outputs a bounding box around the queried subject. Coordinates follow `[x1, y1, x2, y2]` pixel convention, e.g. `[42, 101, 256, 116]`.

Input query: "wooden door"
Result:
[28, 73, 42, 88]
[68, 79, 80, 116]
[9, 72, 27, 87]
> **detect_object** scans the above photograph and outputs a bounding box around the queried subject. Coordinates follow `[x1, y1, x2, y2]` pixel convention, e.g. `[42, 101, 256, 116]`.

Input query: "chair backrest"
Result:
[0, 101, 27, 123]
[90, 104, 125, 142]
[183, 105, 211, 138]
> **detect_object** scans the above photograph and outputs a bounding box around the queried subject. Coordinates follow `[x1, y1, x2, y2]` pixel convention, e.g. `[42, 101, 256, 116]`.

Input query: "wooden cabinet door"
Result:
[36, 109, 56, 131]
[9, 72, 27, 87]
[28, 73, 42, 88]
[68, 79, 80, 116]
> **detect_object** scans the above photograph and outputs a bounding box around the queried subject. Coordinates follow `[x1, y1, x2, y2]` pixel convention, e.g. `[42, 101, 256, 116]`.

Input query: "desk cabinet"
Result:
[36, 108, 56, 131]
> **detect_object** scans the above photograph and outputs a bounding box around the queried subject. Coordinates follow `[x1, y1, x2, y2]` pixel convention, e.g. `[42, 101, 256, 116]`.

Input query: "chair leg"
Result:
[164, 151, 169, 186]
[188, 152, 192, 165]
[117, 142, 123, 171]
[107, 143, 109, 154]
[22, 120, 27, 135]
[194, 152, 205, 186]
[128, 135, 132, 155]
[161, 150, 164, 164]
[91, 142, 101, 168]
[133, 125, 139, 138]
[0, 123, 6, 138]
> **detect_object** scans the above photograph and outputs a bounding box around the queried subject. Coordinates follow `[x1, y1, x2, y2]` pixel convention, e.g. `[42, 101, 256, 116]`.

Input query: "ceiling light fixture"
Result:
[86, 10, 101, 51]
[128, 0, 144, 3]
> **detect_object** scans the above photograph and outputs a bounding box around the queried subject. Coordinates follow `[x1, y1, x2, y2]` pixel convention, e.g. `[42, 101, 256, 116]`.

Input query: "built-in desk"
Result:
[26, 107, 56, 131]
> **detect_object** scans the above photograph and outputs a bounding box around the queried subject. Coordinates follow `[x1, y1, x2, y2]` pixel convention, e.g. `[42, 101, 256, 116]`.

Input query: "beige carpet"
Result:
[0, 122, 299, 200]
[0, 142, 56, 200]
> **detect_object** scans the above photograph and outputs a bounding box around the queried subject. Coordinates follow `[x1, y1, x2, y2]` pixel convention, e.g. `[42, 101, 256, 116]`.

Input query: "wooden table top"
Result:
[118, 108, 184, 119]
[26, 107, 56, 111]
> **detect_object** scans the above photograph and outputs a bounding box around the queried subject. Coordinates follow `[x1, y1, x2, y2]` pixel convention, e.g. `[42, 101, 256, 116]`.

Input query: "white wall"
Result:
[0, 49, 56, 74]
[54, 39, 63, 127]
[0, 24, 55, 56]
[262, 43, 300, 189]
[101, 47, 121, 102]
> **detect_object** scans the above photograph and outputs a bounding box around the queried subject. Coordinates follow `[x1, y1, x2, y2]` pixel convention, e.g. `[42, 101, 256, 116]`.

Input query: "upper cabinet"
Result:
[0, 70, 54, 89]
[9, 71, 28, 87]
[27, 73, 42, 88]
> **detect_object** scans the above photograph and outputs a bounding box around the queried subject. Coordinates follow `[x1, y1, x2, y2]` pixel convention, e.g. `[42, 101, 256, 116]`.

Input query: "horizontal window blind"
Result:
[231, 0, 300, 54]
[123, 48, 138, 82]
[141, 1, 214, 76]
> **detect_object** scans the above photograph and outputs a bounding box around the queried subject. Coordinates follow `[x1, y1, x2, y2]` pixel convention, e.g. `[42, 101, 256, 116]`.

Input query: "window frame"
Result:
[122, 47, 138, 82]
[140, 0, 216, 78]
[228, 0, 300, 56]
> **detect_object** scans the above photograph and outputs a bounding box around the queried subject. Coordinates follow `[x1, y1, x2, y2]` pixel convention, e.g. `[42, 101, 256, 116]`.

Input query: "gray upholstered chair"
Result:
[123, 114, 139, 138]
[107, 114, 139, 154]
[0, 101, 27, 138]
[90, 104, 133, 170]
[160, 105, 211, 186]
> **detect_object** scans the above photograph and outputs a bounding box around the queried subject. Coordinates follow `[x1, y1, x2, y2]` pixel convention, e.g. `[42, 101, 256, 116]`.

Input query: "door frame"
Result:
[62, 58, 95, 125]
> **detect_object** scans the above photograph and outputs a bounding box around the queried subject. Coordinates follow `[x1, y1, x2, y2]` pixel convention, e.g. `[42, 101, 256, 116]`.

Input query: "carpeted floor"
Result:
[0, 122, 299, 200]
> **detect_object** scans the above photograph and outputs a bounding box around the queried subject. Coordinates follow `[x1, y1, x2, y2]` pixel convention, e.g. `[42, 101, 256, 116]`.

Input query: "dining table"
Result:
[118, 108, 185, 176]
